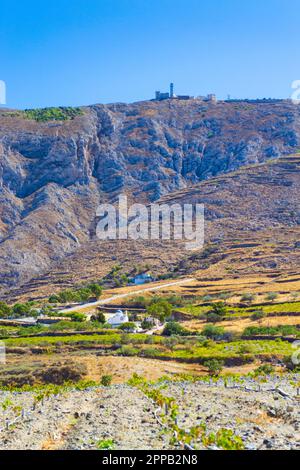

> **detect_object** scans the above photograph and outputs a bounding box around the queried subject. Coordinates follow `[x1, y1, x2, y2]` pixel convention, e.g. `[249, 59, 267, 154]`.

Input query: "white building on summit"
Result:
[107, 310, 129, 327]
[154, 83, 216, 102]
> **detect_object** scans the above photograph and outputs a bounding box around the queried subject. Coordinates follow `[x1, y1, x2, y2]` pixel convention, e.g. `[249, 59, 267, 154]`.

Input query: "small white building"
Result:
[131, 273, 153, 285]
[107, 310, 129, 327]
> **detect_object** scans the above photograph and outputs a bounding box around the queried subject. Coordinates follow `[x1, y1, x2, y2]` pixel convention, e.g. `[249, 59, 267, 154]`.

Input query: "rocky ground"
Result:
[0, 376, 299, 450]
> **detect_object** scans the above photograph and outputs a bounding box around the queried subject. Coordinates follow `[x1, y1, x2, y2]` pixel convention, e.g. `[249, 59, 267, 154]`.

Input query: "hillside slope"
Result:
[5, 154, 300, 302]
[0, 99, 300, 296]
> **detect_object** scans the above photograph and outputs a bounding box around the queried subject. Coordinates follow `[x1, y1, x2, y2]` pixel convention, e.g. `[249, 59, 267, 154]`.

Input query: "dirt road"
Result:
[59, 278, 195, 314]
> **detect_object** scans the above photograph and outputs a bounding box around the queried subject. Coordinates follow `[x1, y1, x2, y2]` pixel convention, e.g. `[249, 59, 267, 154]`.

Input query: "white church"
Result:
[107, 310, 129, 327]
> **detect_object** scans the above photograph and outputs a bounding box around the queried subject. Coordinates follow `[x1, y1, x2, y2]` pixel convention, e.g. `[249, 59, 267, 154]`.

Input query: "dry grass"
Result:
[184, 315, 300, 334]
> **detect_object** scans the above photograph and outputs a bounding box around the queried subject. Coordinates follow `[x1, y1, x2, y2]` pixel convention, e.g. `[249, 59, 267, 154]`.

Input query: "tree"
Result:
[48, 295, 60, 304]
[77, 288, 93, 302]
[0, 302, 11, 318]
[141, 319, 154, 330]
[210, 302, 227, 316]
[266, 292, 278, 302]
[251, 309, 265, 321]
[205, 302, 227, 323]
[147, 299, 172, 323]
[203, 359, 224, 376]
[118, 322, 136, 332]
[202, 324, 225, 340]
[91, 311, 106, 323]
[12, 303, 34, 318]
[162, 321, 187, 336]
[87, 283, 102, 299]
[240, 293, 256, 303]
[67, 312, 86, 322]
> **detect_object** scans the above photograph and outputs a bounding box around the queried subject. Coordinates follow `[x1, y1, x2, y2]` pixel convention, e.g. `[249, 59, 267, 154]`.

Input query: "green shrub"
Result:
[202, 324, 225, 340]
[251, 309, 265, 321]
[96, 439, 115, 450]
[203, 359, 224, 376]
[23, 107, 83, 122]
[205, 302, 227, 323]
[162, 321, 188, 336]
[118, 322, 136, 332]
[90, 312, 106, 324]
[0, 302, 12, 317]
[100, 375, 113, 386]
[147, 299, 172, 322]
[66, 312, 86, 323]
[240, 293, 256, 303]
[253, 364, 274, 376]
[266, 292, 278, 302]
[118, 345, 139, 356]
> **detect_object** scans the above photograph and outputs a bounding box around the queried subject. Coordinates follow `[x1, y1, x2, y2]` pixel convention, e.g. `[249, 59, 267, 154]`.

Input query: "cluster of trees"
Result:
[244, 324, 300, 337]
[49, 283, 102, 304]
[0, 301, 38, 319]
[106, 265, 129, 287]
[23, 106, 83, 122]
[146, 298, 173, 323]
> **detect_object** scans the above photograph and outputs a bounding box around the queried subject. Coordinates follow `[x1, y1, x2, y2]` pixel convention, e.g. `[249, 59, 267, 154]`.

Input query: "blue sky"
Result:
[0, 0, 299, 108]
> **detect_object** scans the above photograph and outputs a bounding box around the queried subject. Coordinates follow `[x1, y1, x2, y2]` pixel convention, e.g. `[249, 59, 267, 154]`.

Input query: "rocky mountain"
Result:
[0, 99, 300, 297]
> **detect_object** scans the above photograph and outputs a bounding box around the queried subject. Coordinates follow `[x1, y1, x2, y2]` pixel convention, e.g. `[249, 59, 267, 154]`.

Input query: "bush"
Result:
[253, 364, 274, 376]
[118, 322, 136, 332]
[87, 283, 102, 299]
[266, 292, 278, 302]
[205, 302, 227, 323]
[0, 302, 12, 318]
[118, 345, 139, 356]
[205, 312, 223, 323]
[91, 312, 106, 323]
[251, 309, 265, 321]
[97, 439, 115, 450]
[141, 347, 161, 358]
[23, 107, 83, 122]
[240, 293, 256, 303]
[202, 324, 225, 340]
[48, 295, 60, 304]
[147, 299, 172, 322]
[36, 362, 87, 385]
[141, 319, 154, 330]
[12, 303, 38, 318]
[101, 375, 112, 386]
[203, 359, 224, 376]
[162, 321, 188, 336]
[67, 312, 86, 323]
[127, 296, 150, 308]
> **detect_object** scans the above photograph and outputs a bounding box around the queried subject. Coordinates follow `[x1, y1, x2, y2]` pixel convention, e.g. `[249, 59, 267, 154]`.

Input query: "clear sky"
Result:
[0, 0, 299, 108]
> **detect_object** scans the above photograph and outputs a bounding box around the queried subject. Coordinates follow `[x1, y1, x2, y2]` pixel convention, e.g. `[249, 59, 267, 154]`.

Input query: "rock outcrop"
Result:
[0, 99, 300, 295]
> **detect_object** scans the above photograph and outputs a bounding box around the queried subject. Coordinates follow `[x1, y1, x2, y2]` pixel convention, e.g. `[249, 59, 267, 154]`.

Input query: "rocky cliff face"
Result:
[0, 99, 300, 295]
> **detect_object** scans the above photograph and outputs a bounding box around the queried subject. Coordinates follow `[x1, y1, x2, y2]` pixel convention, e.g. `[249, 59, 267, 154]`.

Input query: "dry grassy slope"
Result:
[160, 154, 300, 277]
[6, 154, 300, 303]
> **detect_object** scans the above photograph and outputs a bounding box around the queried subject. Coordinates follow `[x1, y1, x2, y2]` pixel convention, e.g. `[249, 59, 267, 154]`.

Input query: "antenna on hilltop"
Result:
[170, 83, 174, 98]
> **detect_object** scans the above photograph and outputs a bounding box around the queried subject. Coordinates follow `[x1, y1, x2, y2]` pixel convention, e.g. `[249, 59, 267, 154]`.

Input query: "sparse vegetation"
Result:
[23, 107, 84, 122]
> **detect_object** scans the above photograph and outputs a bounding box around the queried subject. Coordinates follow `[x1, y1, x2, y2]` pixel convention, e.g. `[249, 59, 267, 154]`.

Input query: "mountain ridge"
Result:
[0, 99, 300, 297]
